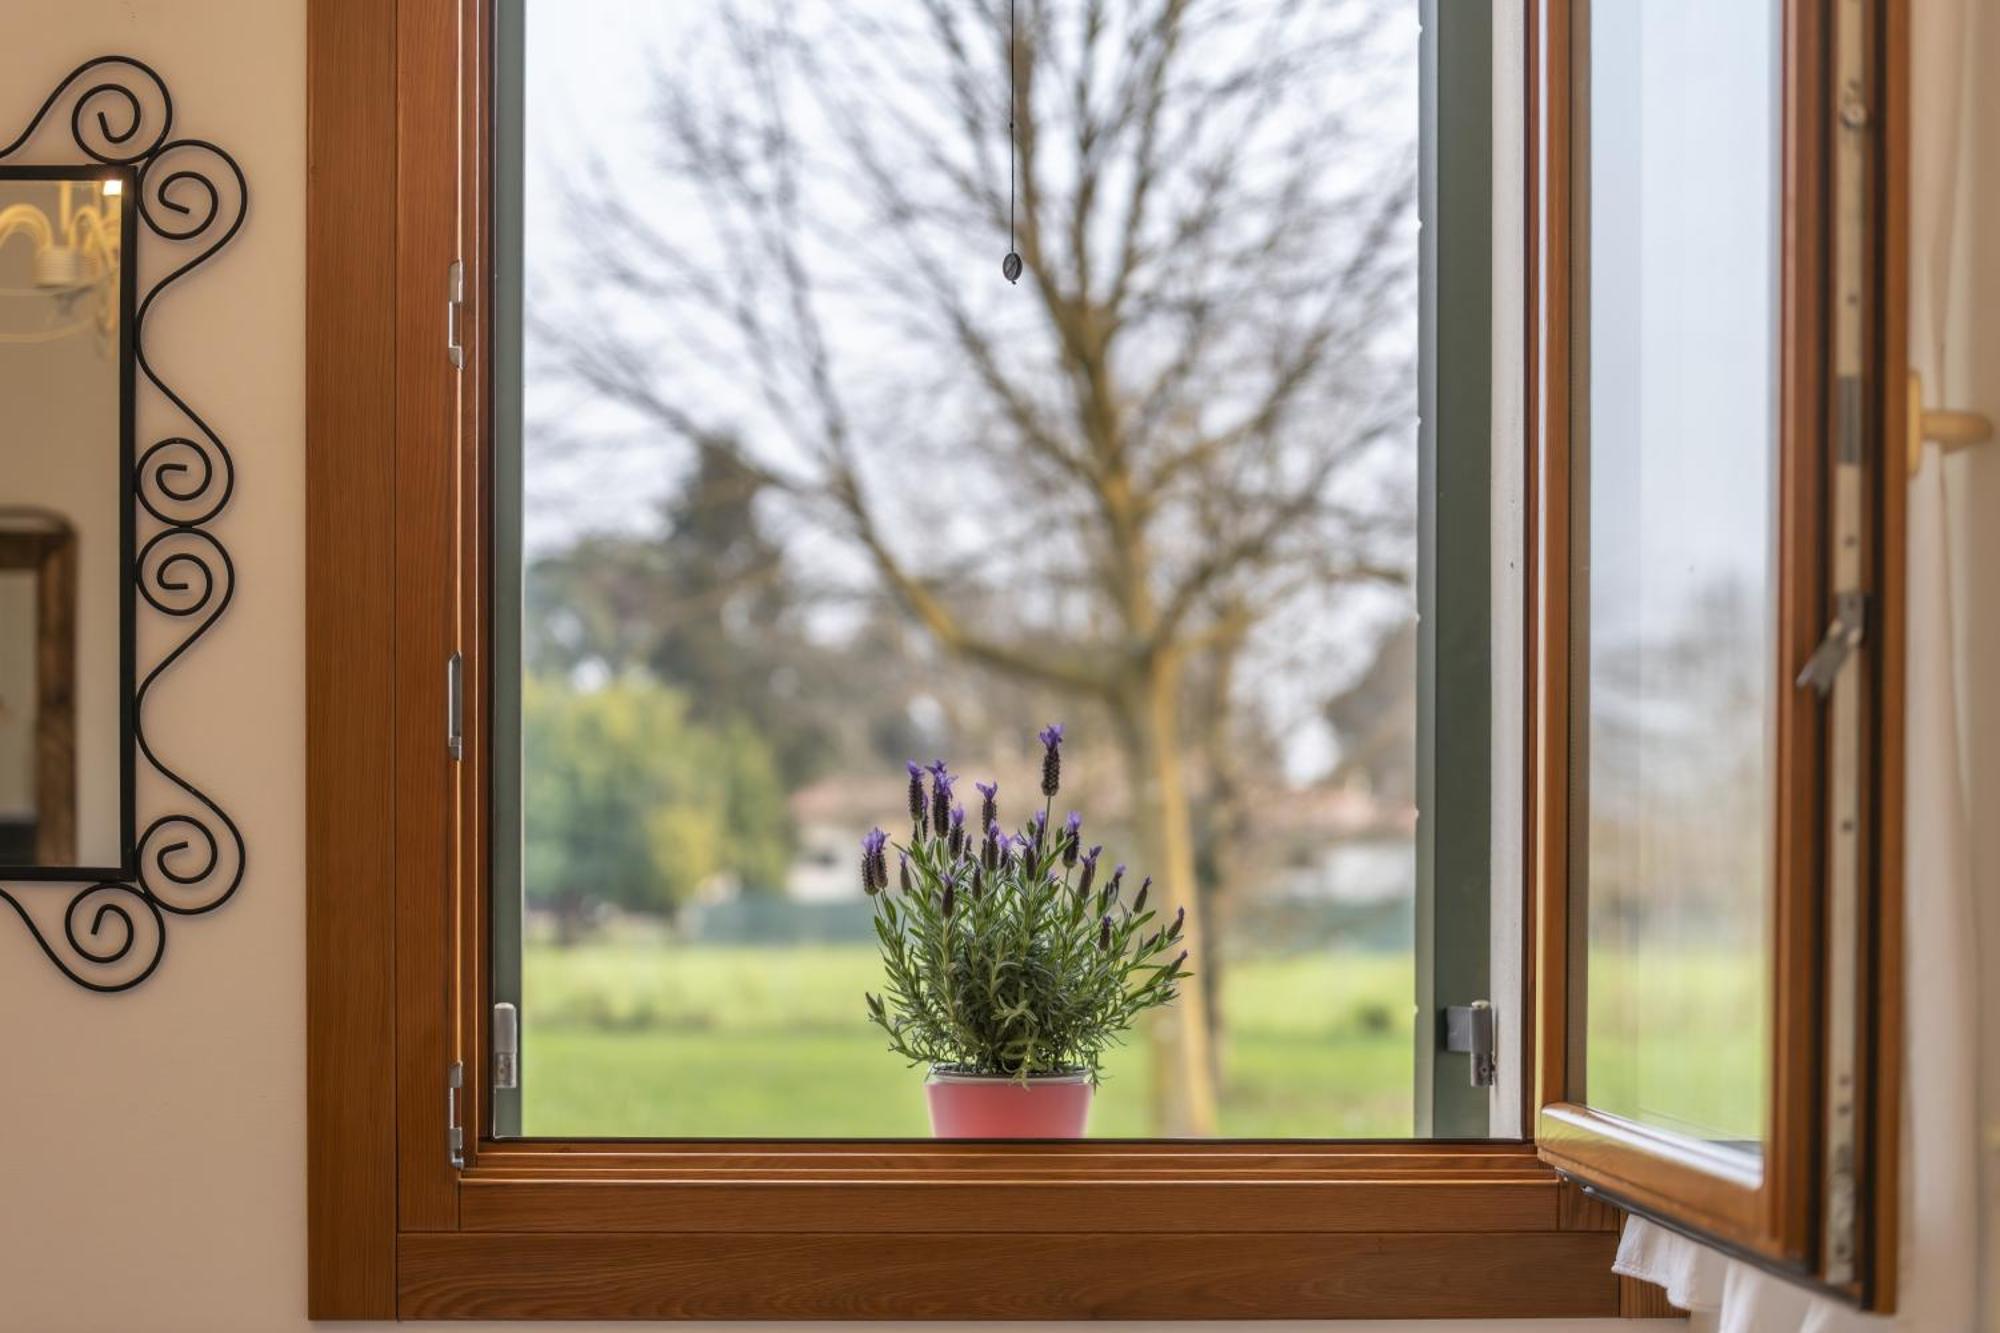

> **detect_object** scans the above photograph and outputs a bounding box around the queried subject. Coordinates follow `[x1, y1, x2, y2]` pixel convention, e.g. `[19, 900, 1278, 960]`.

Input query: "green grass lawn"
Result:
[520, 938, 1765, 1143]
[1584, 945, 1767, 1147]
[522, 941, 1417, 1138]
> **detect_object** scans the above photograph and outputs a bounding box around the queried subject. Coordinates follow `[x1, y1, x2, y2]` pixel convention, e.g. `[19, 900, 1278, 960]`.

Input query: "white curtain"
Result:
[1611, 0, 1989, 1327]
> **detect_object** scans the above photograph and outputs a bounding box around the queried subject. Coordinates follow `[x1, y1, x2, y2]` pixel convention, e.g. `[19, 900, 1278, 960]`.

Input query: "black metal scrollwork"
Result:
[0, 56, 246, 992]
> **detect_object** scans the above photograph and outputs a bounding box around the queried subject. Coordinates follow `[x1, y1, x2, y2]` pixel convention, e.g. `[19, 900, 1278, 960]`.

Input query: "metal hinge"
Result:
[1795, 591, 1868, 697]
[446, 259, 464, 367]
[492, 1002, 519, 1092]
[446, 1061, 465, 1169]
[446, 651, 463, 761]
[1443, 1000, 1497, 1088]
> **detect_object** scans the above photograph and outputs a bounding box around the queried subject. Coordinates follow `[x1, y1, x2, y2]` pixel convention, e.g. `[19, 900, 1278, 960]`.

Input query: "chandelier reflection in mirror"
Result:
[0, 56, 247, 993]
[0, 176, 125, 345]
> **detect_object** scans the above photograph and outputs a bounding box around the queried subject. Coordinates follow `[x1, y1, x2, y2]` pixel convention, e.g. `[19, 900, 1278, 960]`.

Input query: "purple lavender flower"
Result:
[1027, 808, 1047, 855]
[975, 780, 999, 835]
[861, 827, 889, 895]
[1061, 812, 1083, 867]
[1131, 876, 1151, 915]
[1100, 863, 1125, 911]
[1076, 844, 1102, 897]
[947, 804, 967, 859]
[1168, 905, 1185, 939]
[928, 763, 955, 839]
[982, 821, 1002, 872]
[906, 761, 927, 834]
[1098, 913, 1113, 951]
[1037, 722, 1065, 798]
[941, 877, 957, 917]
[898, 850, 913, 895]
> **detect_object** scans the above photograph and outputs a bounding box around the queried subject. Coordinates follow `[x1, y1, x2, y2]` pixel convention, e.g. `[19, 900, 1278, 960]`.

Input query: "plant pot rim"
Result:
[927, 1065, 1090, 1084]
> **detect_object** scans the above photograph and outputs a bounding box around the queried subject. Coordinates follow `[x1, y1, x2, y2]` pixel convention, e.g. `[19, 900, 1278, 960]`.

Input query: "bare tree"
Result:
[534, 0, 1416, 1134]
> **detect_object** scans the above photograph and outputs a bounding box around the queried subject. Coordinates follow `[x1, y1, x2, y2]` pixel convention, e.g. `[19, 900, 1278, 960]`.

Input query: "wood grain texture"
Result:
[1525, 0, 1574, 1126]
[305, 0, 400, 1314]
[475, 1140, 1554, 1173]
[1766, 0, 1830, 1266]
[398, 1230, 1621, 1321]
[1538, 1104, 1764, 1242]
[1556, 1177, 1620, 1232]
[394, 0, 464, 1232]
[1618, 1275, 1685, 1319]
[455, 0, 495, 1165]
[459, 1176, 1560, 1235]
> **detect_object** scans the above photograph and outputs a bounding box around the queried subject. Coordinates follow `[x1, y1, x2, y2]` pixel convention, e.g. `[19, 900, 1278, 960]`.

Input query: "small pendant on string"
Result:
[1002, 0, 1022, 284]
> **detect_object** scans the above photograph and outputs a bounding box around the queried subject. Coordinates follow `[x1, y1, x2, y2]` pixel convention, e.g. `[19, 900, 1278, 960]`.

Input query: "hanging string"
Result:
[1001, 0, 1023, 284]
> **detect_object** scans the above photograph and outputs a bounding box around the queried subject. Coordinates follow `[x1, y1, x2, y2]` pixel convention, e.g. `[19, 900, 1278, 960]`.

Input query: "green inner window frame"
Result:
[487, 0, 1499, 1144]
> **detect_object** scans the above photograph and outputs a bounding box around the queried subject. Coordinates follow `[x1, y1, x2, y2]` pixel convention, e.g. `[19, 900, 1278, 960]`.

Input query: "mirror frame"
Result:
[0, 163, 139, 882]
[0, 56, 246, 993]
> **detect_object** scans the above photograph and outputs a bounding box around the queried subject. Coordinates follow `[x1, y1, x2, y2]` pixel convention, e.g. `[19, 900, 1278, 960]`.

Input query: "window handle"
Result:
[446, 259, 464, 368]
[1796, 592, 1868, 698]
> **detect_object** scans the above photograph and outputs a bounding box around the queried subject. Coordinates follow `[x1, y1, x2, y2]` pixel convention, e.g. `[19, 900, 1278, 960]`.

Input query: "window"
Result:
[304, 0, 1904, 1319]
[488, 0, 1502, 1144]
[1528, 0, 1905, 1305]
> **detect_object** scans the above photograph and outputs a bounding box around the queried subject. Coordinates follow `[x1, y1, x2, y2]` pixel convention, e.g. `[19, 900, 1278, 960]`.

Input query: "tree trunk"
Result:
[1191, 818, 1231, 1088]
[554, 886, 588, 948]
[1115, 653, 1220, 1137]
[1192, 612, 1253, 1088]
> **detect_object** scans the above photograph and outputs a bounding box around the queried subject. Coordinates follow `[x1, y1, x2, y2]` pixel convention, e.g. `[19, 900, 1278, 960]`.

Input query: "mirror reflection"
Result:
[0, 169, 130, 874]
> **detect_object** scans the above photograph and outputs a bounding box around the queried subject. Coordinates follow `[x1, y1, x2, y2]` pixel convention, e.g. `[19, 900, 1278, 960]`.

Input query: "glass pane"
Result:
[1581, 0, 1779, 1157]
[498, 0, 1447, 1138]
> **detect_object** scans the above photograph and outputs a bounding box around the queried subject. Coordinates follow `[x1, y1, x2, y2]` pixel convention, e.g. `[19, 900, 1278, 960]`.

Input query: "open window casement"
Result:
[1527, 0, 1905, 1307]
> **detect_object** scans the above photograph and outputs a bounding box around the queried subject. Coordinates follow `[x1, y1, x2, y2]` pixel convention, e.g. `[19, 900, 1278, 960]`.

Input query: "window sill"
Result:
[391, 1141, 1624, 1320]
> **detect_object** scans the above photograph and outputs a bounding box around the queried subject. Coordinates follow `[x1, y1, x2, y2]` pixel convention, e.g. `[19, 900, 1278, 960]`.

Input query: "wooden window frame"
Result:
[305, 0, 1896, 1320]
[1525, 0, 1906, 1310]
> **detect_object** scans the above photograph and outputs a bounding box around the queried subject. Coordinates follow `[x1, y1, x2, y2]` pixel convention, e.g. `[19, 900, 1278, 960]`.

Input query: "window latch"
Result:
[446, 258, 464, 368]
[1796, 591, 1868, 697]
[446, 651, 463, 761]
[1442, 1001, 1496, 1088]
[446, 1061, 465, 1170]
[492, 1002, 519, 1092]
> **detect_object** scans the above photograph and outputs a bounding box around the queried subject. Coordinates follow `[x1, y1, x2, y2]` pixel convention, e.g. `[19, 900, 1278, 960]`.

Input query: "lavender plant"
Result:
[861, 725, 1190, 1081]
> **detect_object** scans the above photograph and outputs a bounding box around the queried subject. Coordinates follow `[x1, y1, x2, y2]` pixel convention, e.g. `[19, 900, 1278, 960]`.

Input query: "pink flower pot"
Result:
[924, 1069, 1093, 1139]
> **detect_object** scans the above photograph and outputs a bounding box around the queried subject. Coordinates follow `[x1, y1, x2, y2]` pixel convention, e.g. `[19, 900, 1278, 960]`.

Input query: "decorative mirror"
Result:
[0, 57, 245, 991]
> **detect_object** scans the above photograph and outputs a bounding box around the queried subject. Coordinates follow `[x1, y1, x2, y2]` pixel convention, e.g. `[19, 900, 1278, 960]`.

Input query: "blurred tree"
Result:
[1326, 616, 1418, 803]
[526, 436, 846, 787]
[523, 674, 795, 942]
[537, 0, 1415, 1133]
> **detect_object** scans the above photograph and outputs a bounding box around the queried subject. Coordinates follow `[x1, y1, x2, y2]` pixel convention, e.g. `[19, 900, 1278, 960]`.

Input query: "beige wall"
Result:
[0, 2, 1987, 1332]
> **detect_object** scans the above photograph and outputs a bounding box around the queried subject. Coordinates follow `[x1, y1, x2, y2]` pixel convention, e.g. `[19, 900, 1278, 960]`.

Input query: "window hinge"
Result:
[1795, 591, 1868, 697]
[446, 1060, 465, 1169]
[446, 650, 463, 761]
[446, 259, 464, 367]
[492, 1002, 519, 1092]
[1442, 1001, 1497, 1088]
